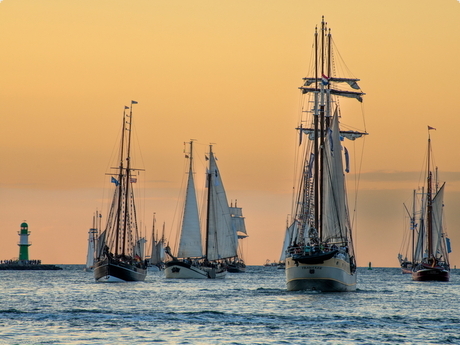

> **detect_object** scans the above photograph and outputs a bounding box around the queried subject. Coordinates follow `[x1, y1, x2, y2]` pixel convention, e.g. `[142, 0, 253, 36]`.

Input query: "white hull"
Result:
[285, 256, 356, 292]
[164, 262, 226, 279]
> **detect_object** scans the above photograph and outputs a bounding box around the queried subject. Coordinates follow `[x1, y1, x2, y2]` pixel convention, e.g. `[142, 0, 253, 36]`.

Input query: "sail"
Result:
[85, 228, 97, 269]
[322, 113, 350, 243]
[95, 230, 106, 259]
[431, 183, 445, 258]
[280, 222, 297, 261]
[229, 206, 247, 236]
[177, 167, 203, 258]
[206, 151, 238, 261]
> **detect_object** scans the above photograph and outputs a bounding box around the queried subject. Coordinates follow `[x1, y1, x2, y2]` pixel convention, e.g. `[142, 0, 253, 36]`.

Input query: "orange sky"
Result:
[1, 0, 460, 267]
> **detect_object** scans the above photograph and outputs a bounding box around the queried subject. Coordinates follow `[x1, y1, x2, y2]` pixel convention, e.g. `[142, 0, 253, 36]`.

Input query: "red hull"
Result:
[412, 267, 449, 282]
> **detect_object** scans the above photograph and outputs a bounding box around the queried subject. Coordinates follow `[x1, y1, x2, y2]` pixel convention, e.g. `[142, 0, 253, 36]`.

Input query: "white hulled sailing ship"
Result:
[284, 17, 367, 292]
[93, 101, 148, 282]
[411, 129, 450, 281]
[165, 142, 238, 279]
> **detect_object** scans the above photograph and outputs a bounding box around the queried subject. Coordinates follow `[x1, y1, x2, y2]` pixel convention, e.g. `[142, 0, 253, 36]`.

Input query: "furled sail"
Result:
[322, 113, 350, 244]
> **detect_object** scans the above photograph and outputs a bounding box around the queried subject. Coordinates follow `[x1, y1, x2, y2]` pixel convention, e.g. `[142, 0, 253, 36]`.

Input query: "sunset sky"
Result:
[1, 0, 460, 267]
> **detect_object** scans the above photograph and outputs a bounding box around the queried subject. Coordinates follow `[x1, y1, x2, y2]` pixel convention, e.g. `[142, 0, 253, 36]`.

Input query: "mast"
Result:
[205, 144, 213, 259]
[313, 24, 320, 232]
[411, 189, 416, 264]
[426, 134, 433, 259]
[121, 102, 136, 255]
[318, 16, 327, 240]
[114, 106, 128, 256]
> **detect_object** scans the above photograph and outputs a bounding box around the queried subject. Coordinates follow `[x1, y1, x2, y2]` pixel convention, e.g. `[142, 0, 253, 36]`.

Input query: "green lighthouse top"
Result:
[21, 222, 28, 228]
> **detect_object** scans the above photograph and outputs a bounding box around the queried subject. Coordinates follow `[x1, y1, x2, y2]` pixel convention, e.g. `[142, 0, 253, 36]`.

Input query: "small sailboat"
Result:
[84, 211, 101, 271]
[284, 17, 367, 292]
[411, 129, 451, 281]
[148, 214, 166, 271]
[398, 191, 417, 274]
[93, 101, 148, 282]
[165, 142, 238, 279]
[227, 201, 248, 273]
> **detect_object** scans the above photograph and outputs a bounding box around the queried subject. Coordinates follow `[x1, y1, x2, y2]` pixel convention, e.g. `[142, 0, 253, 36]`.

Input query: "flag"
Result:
[446, 238, 452, 253]
[428, 125, 436, 130]
[321, 74, 329, 85]
[130, 177, 137, 183]
[205, 155, 209, 161]
[185, 154, 189, 158]
[131, 100, 138, 104]
[111, 177, 119, 186]
[344, 147, 350, 173]
[124, 106, 129, 109]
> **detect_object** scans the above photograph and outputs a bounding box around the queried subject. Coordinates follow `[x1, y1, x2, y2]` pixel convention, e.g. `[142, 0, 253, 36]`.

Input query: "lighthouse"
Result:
[18, 221, 31, 261]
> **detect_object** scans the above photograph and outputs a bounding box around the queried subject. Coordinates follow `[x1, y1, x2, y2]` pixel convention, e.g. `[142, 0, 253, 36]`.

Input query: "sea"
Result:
[0, 266, 459, 345]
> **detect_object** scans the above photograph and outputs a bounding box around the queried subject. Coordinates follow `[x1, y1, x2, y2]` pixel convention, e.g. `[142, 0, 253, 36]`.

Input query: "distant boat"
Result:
[148, 214, 166, 271]
[84, 211, 100, 272]
[165, 142, 238, 279]
[398, 190, 416, 274]
[227, 201, 247, 273]
[93, 102, 148, 282]
[284, 17, 367, 292]
[411, 130, 450, 282]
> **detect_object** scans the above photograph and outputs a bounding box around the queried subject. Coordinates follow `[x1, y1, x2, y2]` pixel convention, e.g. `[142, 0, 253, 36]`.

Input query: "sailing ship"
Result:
[284, 17, 367, 292]
[227, 201, 247, 273]
[84, 211, 101, 271]
[148, 214, 166, 271]
[93, 101, 148, 282]
[165, 142, 238, 279]
[398, 190, 417, 274]
[411, 130, 450, 281]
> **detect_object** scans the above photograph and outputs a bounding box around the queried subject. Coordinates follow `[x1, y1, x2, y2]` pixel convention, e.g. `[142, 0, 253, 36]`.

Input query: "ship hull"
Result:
[412, 267, 449, 282]
[285, 256, 356, 292]
[164, 260, 226, 279]
[227, 264, 246, 273]
[94, 258, 147, 282]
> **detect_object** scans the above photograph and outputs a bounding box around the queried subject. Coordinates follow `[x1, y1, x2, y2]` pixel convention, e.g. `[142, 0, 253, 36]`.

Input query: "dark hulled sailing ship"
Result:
[411, 129, 451, 281]
[93, 101, 148, 282]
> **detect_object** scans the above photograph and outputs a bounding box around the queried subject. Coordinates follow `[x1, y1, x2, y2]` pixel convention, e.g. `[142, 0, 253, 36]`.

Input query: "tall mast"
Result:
[122, 101, 137, 255]
[114, 106, 128, 256]
[411, 189, 416, 264]
[313, 24, 319, 232]
[205, 144, 213, 259]
[318, 16, 327, 240]
[426, 134, 433, 259]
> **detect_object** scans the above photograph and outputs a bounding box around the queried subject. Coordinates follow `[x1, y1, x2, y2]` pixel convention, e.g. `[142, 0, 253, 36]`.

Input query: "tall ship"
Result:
[84, 211, 101, 271]
[284, 17, 367, 292]
[398, 191, 417, 274]
[165, 142, 238, 279]
[148, 214, 166, 271]
[227, 201, 248, 273]
[93, 101, 148, 282]
[411, 129, 451, 281]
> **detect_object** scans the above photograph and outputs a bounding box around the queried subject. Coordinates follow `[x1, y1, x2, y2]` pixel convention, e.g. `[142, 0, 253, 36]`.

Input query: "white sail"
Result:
[431, 183, 445, 258]
[206, 150, 238, 261]
[229, 206, 247, 236]
[85, 227, 97, 269]
[177, 159, 203, 258]
[280, 222, 297, 262]
[322, 113, 350, 244]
